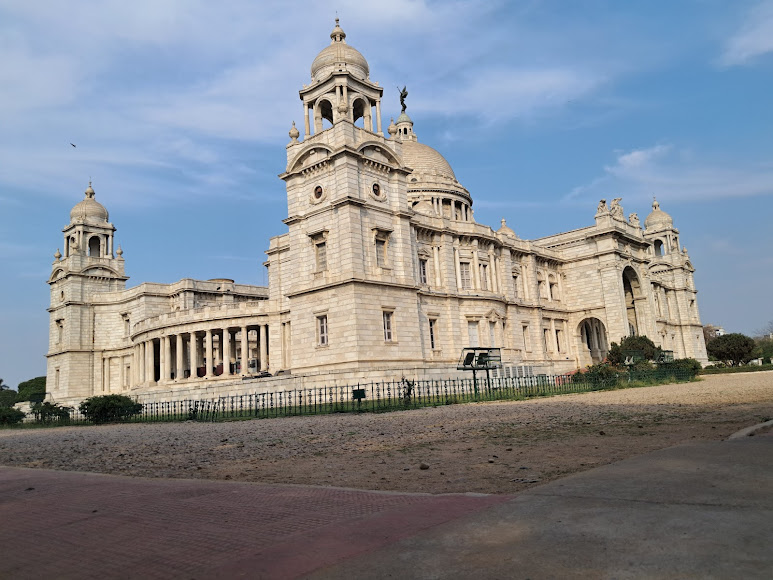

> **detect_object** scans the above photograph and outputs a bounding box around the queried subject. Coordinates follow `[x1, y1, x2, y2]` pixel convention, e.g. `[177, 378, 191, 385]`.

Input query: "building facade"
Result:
[46, 21, 708, 404]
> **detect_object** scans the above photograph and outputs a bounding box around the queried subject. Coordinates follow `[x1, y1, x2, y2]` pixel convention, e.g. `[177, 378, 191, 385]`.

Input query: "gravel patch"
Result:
[1, 372, 771, 494]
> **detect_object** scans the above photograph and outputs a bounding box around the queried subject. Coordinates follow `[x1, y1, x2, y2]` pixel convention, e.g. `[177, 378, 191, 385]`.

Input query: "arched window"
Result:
[654, 239, 664, 257]
[622, 266, 642, 336]
[88, 236, 101, 257]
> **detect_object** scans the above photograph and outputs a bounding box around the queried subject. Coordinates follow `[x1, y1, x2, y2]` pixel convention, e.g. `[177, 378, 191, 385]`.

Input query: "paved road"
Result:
[1, 435, 771, 579]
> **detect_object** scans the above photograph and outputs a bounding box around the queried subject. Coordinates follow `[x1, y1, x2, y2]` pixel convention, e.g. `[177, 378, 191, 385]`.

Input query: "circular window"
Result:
[314, 185, 323, 199]
[372, 183, 381, 196]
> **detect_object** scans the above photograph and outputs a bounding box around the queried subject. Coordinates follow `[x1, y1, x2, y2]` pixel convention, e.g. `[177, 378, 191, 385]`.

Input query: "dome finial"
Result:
[330, 17, 346, 43]
[85, 180, 95, 198]
[652, 196, 659, 211]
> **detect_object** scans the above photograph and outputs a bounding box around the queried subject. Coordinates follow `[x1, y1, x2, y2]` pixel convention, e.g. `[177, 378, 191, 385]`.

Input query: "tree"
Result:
[706, 333, 756, 367]
[607, 335, 661, 367]
[753, 337, 773, 363]
[16, 376, 46, 402]
[0, 379, 18, 408]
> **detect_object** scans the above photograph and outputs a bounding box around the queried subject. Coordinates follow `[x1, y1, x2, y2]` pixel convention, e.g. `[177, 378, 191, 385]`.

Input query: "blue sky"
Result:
[1, 0, 772, 389]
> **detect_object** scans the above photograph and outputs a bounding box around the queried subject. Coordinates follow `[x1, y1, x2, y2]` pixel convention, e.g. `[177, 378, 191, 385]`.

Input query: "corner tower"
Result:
[270, 20, 421, 374]
[47, 182, 128, 400]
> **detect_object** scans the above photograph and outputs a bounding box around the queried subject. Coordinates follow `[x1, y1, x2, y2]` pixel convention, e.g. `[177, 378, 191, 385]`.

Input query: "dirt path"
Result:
[1, 372, 771, 494]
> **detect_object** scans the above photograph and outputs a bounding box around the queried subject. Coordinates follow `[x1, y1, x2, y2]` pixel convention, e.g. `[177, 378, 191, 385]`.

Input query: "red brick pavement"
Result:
[0, 467, 511, 579]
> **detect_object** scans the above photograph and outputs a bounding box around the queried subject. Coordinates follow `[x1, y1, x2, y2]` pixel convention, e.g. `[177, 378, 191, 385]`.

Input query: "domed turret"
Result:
[498, 218, 518, 239]
[70, 182, 109, 223]
[310, 19, 369, 81]
[644, 198, 673, 232]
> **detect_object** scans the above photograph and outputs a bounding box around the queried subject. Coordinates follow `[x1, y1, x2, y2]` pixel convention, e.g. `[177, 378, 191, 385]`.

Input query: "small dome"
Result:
[396, 112, 412, 125]
[644, 198, 673, 231]
[498, 218, 518, 238]
[70, 182, 109, 223]
[311, 19, 369, 81]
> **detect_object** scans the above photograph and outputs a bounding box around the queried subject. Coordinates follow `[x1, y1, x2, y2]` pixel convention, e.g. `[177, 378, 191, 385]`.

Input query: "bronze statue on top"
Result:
[398, 86, 408, 113]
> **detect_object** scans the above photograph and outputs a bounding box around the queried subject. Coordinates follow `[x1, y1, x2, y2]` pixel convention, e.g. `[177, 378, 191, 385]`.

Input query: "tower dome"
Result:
[310, 19, 369, 81]
[70, 182, 109, 223]
[644, 198, 673, 231]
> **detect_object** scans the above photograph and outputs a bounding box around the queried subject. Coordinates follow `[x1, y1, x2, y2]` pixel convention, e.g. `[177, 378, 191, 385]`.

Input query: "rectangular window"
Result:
[522, 325, 531, 352]
[56, 319, 64, 344]
[316, 242, 327, 271]
[317, 315, 328, 346]
[383, 311, 393, 342]
[419, 259, 428, 284]
[429, 318, 437, 349]
[489, 321, 496, 347]
[555, 329, 562, 353]
[376, 239, 386, 267]
[480, 264, 488, 290]
[460, 262, 472, 289]
[467, 321, 479, 347]
[543, 329, 551, 352]
[512, 275, 519, 298]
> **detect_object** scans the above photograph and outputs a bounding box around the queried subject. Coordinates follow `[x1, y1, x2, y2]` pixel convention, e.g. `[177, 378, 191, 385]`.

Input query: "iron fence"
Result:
[8, 367, 694, 427]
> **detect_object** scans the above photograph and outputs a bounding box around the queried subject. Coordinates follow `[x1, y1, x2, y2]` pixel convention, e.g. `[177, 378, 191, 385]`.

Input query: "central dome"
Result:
[401, 140, 456, 180]
[644, 198, 673, 231]
[311, 19, 369, 82]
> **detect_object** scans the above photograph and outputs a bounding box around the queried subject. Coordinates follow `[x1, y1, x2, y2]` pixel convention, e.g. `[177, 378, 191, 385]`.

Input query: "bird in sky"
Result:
[70, 143, 76, 148]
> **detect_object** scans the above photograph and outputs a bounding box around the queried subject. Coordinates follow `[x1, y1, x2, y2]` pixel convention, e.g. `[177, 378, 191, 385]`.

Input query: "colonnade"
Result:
[133, 324, 269, 386]
[430, 197, 471, 221]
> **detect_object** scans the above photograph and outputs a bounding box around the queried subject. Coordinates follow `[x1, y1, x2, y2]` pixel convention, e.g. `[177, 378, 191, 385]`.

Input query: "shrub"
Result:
[30, 401, 72, 424]
[577, 362, 622, 384]
[0, 407, 25, 426]
[79, 395, 143, 424]
[660, 358, 702, 374]
[607, 335, 661, 367]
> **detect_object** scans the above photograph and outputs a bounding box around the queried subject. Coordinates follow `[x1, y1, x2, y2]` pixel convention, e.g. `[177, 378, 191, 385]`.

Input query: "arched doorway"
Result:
[578, 317, 608, 365]
[622, 266, 642, 336]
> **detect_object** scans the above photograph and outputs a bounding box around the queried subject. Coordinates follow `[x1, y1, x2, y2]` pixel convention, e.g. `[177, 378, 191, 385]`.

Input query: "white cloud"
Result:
[568, 144, 773, 203]
[410, 67, 604, 122]
[718, 0, 773, 66]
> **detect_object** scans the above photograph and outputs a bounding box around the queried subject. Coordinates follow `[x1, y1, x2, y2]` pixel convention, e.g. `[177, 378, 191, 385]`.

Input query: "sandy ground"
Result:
[1, 372, 771, 495]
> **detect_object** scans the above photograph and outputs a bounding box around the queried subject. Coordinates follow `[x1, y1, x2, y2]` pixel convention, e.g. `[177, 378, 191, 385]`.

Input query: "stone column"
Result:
[472, 241, 481, 290]
[487, 247, 495, 292]
[240, 326, 249, 375]
[453, 244, 462, 289]
[147, 340, 155, 384]
[205, 330, 213, 378]
[190, 332, 198, 379]
[223, 328, 231, 375]
[550, 319, 558, 354]
[176, 334, 183, 380]
[433, 244, 442, 287]
[119, 356, 125, 390]
[103, 357, 110, 392]
[303, 103, 310, 137]
[375, 100, 382, 134]
[259, 325, 268, 372]
[162, 336, 171, 382]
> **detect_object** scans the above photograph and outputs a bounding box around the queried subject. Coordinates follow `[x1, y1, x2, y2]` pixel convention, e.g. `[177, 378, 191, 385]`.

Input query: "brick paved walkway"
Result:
[0, 468, 510, 579]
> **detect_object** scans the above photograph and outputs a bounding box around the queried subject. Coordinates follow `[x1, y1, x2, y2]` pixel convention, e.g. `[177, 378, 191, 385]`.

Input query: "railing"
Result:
[10, 368, 694, 427]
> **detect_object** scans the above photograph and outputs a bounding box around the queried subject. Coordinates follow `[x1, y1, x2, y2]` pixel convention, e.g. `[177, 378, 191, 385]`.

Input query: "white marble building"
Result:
[46, 21, 708, 404]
